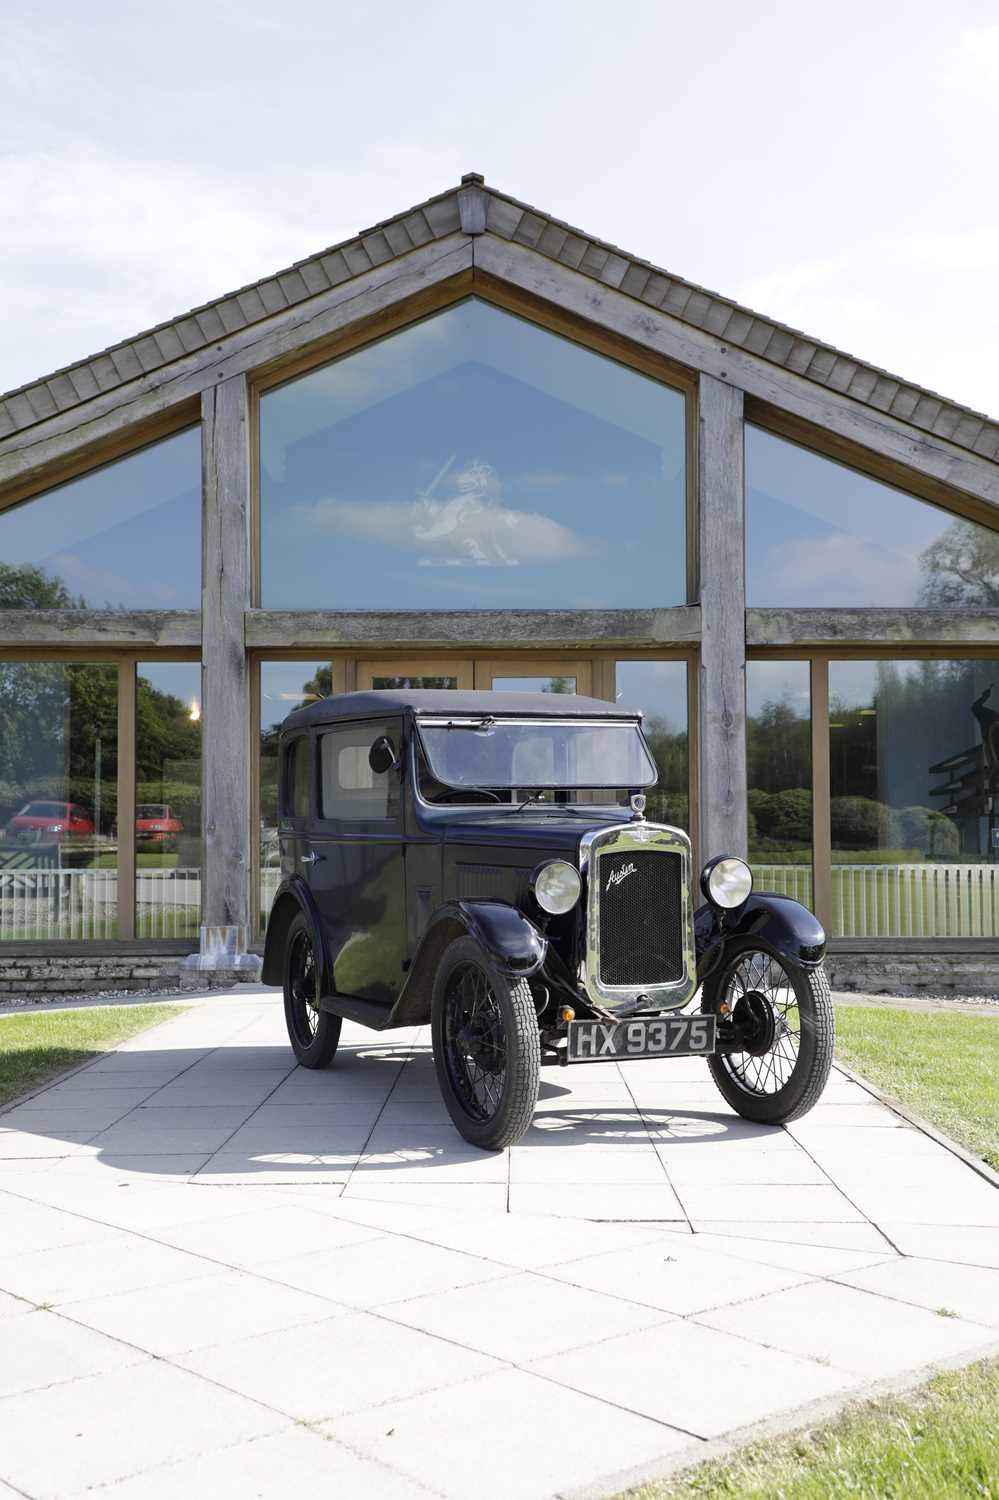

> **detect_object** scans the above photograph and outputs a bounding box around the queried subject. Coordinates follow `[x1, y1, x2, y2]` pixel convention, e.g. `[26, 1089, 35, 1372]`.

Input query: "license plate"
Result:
[567, 1014, 716, 1062]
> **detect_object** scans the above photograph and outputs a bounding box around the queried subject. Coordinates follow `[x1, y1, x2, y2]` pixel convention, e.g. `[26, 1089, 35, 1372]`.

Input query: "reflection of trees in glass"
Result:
[829, 660, 986, 860]
[135, 676, 202, 850]
[0, 562, 85, 610]
[0, 662, 117, 834]
[747, 699, 811, 856]
[919, 518, 999, 606]
[643, 715, 688, 830]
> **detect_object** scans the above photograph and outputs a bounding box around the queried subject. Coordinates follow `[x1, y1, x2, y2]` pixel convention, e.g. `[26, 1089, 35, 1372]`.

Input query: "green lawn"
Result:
[0, 1004, 181, 1109]
[834, 1005, 999, 1170]
[616, 1358, 999, 1500]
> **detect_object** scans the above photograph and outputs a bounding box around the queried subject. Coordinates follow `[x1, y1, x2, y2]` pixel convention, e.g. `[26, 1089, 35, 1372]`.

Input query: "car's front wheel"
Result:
[701, 940, 833, 1124]
[283, 913, 341, 1069]
[431, 936, 540, 1150]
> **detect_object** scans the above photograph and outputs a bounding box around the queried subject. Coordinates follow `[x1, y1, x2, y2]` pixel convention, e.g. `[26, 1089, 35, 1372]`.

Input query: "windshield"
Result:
[417, 717, 656, 792]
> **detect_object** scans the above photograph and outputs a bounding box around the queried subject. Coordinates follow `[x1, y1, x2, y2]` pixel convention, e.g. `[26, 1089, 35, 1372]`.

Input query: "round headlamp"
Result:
[531, 859, 582, 916]
[701, 855, 753, 910]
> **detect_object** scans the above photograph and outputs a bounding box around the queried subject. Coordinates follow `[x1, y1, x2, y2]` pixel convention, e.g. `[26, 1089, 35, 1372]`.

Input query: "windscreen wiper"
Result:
[441, 716, 496, 731]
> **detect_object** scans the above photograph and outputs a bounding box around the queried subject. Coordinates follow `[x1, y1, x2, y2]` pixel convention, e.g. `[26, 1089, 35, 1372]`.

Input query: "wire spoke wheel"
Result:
[720, 950, 801, 1095]
[701, 940, 833, 1124]
[288, 929, 320, 1046]
[431, 936, 540, 1149]
[443, 962, 508, 1122]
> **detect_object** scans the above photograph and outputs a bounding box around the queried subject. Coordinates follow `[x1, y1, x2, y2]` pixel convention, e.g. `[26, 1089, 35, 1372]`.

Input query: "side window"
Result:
[319, 720, 400, 823]
[282, 736, 311, 819]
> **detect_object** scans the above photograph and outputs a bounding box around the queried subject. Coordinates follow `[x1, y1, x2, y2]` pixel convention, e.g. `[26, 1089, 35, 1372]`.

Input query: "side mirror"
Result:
[368, 735, 399, 776]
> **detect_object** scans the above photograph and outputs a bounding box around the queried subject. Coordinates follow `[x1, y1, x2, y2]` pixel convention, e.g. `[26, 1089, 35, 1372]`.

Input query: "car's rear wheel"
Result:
[701, 940, 833, 1124]
[283, 913, 341, 1068]
[431, 936, 540, 1150]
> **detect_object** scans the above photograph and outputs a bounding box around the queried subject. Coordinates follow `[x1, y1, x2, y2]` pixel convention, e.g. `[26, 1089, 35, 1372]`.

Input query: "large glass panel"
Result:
[614, 661, 688, 831]
[259, 661, 328, 929]
[747, 661, 812, 907]
[746, 425, 999, 607]
[135, 663, 202, 939]
[260, 299, 687, 609]
[829, 659, 999, 937]
[0, 662, 117, 939]
[0, 429, 201, 609]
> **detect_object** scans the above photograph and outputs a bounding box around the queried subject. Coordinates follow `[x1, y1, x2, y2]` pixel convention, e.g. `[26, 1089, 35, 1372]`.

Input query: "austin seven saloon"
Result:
[262, 689, 833, 1149]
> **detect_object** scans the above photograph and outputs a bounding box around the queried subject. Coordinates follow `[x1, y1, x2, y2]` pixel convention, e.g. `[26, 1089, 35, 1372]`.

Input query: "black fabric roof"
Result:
[282, 688, 641, 731]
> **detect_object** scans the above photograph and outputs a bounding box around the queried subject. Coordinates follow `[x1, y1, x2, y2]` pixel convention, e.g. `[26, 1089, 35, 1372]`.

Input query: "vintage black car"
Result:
[262, 689, 833, 1149]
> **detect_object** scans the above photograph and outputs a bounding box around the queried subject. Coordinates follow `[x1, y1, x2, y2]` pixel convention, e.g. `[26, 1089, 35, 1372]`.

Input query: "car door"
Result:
[307, 717, 407, 1010]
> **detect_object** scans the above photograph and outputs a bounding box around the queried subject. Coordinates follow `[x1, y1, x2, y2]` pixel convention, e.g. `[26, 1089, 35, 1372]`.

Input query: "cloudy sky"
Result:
[2, 0, 998, 420]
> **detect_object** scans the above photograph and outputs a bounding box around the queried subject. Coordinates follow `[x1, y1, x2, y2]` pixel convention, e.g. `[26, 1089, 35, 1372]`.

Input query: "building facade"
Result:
[1, 174, 997, 995]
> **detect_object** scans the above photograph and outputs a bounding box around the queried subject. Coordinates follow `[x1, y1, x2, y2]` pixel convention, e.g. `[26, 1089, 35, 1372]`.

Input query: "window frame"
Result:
[314, 717, 403, 832]
[248, 283, 699, 612]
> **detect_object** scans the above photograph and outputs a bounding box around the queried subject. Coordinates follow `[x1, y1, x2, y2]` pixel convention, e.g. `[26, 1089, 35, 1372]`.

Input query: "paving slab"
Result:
[323, 1367, 689, 1500]
[0, 992, 995, 1500]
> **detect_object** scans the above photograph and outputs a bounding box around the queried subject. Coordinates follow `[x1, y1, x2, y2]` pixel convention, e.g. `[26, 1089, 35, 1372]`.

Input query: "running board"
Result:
[319, 994, 396, 1031]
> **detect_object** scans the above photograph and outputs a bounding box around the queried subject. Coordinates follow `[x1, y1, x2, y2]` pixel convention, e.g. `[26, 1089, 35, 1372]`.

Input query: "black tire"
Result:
[431, 935, 540, 1150]
[283, 913, 341, 1069]
[701, 940, 834, 1124]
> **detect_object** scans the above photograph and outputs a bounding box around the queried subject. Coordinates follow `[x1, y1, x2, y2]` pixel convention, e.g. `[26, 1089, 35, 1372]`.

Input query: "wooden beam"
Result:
[698, 374, 748, 859]
[201, 375, 251, 932]
[244, 607, 701, 651]
[748, 608, 999, 647]
[472, 238, 999, 513]
[0, 610, 201, 649]
[0, 237, 473, 499]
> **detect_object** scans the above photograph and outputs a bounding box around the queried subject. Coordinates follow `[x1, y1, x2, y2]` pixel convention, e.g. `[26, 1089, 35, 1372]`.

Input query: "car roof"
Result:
[282, 688, 643, 731]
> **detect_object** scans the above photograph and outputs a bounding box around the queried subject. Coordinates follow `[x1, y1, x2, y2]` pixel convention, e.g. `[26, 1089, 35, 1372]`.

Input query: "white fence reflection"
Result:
[4, 860, 997, 945]
[754, 861, 999, 938]
[0, 867, 202, 941]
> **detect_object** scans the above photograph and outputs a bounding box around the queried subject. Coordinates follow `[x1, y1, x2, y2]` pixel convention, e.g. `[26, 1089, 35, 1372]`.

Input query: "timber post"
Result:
[698, 373, 749, 861]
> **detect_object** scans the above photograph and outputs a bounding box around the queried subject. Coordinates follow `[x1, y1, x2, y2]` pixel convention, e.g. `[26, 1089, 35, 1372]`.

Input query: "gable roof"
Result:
[2, 174, 997, 465]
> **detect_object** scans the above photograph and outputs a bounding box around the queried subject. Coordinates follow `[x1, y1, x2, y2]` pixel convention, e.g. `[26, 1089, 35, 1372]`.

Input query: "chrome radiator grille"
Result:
[597, 848, 684, 987]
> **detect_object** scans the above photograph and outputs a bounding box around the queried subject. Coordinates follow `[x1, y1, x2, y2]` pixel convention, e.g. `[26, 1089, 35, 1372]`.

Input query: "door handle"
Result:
[301, 851, 325, 865]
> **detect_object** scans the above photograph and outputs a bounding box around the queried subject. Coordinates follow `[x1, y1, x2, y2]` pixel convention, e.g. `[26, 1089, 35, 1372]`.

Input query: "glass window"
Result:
[0, 429, 201, 610]
[418, 719, 655, 793]
[829, 659, 999, 937]
[259, 661, 328, 929]
[746, 425, 999, 607]
[284, 738, 311, 819]
[259, 299, 687, 610]
[491, 677, 577, 694]
[747, 661, 812, 907]
[135, 663, 202, 939]
[319, 722, 399, 822]
[0, 662, 118, 939]
[614, 661, 688, 831]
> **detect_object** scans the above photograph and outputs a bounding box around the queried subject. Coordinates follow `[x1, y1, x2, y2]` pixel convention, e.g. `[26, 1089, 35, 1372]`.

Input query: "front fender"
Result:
[695, 891, 826, 983]
[446, 900, 548, 976]
[389, 900, 547, 1027]
[261, 876, 328, 989]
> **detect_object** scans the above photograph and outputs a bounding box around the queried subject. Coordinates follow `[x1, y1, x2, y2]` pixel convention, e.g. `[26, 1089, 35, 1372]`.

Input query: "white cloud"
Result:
[295, 490, 594, 568]
[952, 25, 999, 85]
[760, 532, 921, 609]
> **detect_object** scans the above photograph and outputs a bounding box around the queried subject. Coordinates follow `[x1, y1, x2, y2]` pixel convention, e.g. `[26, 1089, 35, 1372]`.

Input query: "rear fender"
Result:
[695, 891, 826, 983]
[261, 878, 328, 990]
[390, 900, 547, 1027]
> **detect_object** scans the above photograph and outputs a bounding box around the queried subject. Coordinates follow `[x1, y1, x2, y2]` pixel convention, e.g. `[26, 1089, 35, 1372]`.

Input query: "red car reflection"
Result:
[5, 801, 95, 841]
[136, 804, 184, 849]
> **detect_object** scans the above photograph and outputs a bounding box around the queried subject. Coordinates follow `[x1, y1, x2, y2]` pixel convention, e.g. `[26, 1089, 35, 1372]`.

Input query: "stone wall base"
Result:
[827, 947, 998, 996]
[0, 953, 265, 1005]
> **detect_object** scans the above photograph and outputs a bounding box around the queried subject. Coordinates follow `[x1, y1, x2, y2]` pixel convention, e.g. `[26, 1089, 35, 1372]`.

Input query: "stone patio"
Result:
[1, 993, 997, 1499]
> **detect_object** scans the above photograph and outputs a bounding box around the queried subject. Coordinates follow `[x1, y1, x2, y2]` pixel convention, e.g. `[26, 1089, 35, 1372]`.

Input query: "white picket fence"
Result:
[0, 867, 202, 941]
[754, 861, 999, 938]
